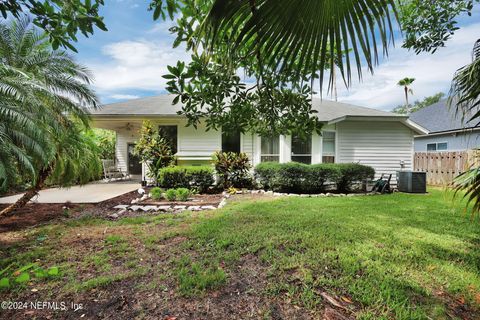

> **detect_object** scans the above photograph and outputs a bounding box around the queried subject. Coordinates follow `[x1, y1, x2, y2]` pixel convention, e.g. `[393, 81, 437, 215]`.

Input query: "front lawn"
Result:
[1, 189, 479, 319]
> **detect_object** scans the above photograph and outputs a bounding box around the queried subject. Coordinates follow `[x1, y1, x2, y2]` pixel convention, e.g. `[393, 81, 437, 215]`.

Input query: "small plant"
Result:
[0, 263, 59, 291]
[149, 187, 163, 200]
[165, 188, 177, 201]
[176, 188, 191, 201]
[213, 151, 252, 189]
[227, 187, 237, 195]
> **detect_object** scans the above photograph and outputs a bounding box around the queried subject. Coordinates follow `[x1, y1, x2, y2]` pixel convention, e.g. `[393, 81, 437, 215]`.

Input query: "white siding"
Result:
[241, 133, 254, 161]
[177, 123, 221, 158]
[336, 121, 414, 183]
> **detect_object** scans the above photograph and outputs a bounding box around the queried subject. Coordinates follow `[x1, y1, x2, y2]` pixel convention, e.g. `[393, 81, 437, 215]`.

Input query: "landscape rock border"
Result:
[109, 189, 383, 219]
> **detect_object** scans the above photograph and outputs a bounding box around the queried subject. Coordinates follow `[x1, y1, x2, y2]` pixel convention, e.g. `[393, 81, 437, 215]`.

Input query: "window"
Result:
[222, 129, 241, 153]
[322, 131, 335, 163]
[427, 142, 448, 152]
[261, 136, 280, 162]
[291, 134, 312, 164]
[437, 142, 448, 151]
[159, 125, 178, 154]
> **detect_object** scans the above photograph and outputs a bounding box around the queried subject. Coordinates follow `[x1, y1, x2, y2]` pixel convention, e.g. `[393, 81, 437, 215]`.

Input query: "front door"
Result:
[127, 144, 142, 175]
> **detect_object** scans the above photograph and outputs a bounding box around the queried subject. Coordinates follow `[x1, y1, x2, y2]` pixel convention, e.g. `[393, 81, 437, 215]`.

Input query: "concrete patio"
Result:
[0, 181, 141, 204]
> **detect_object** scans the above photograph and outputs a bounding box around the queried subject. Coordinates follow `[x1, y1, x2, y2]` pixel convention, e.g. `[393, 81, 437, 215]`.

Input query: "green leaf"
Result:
[0, 277, 10, 288]
[47, 267, 59, 276]
[15, 272, 30, 283]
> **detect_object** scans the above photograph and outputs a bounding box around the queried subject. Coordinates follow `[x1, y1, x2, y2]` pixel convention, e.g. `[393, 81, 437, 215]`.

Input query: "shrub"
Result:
[213, 152, 253, 189]
[149, 187, 163, 200]
[307, 163, 342, 193]
[165, 189, 177, 201]
[335, 163, 375, 192]
[158, 166, 214, 193]
[176, 188, 191, 201]
[254, 162, 374, 193]
[271, 162, 309, 193]
[254, 162, 281, 190]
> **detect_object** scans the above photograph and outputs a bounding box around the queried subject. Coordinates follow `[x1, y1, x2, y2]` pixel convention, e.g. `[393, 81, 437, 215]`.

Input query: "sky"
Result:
[74, 0, 480, 111]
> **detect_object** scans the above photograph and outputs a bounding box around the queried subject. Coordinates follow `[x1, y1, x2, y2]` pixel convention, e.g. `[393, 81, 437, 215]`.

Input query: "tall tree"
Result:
[0, 0, 107, 51]
[397, 77, 416, 113]
[0, 18, 99, 216]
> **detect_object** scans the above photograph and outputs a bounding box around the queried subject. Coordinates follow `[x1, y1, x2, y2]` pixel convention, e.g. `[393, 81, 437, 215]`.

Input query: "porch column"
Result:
[280, 135, 291, 163]
[312, 132, 322, 164]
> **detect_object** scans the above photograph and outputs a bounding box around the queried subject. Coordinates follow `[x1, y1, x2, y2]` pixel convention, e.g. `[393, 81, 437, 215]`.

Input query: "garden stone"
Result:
[218, 199, 227, 208]
[265, 191, 273, 195]
[300, 194, 310, 197]
[141, 195, 148, 201]
[224, 194, 231, 199]
[338, 193, 346, 197]
[117, 209, 127, 215]
[347, 194, 356, 197]
[318, 193, 326, 197]
[129, 205, 142, 212]
[157, 205, 170, 211]
[273, 192, 282, 196]
[131, 199, 138, 204]
[114, 205, 129, 210]
[173, 205, 187, 210]
[201, 205, 217, 210]
[187, 206, 201, 211]
[109, 213, 119, 219]
[326, 193, 333, 197]
[142, 205, 158, 212]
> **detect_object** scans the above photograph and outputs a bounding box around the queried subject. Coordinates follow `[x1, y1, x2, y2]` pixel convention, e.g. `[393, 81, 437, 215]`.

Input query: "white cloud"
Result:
[110, 94, 140, 100]
[89, 39, 190, 93]
[332, 22, 480, 111]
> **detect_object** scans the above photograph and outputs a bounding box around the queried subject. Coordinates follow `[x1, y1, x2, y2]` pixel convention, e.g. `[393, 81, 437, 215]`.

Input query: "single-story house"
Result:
[90, 95, 427, 183]
[410, 99, 480, 152]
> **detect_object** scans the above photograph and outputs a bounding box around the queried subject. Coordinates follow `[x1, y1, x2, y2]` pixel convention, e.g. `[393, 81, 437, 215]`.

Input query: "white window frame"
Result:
[260, 136, 280, 162]
[291, 133, 312, 164]
[322, 130, 336, 163]
[427, 142, 448, 152]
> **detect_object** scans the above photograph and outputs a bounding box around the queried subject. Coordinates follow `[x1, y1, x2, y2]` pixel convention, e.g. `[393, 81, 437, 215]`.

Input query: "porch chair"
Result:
[101, 159, 130, 181]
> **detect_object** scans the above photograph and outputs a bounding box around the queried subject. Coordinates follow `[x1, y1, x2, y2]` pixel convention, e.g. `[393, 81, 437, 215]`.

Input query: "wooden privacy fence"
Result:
[414, 150, 480, 185]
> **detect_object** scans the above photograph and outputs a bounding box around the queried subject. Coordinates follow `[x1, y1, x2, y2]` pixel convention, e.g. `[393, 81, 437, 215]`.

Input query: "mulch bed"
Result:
[0, 190, 226, 233]
[0, 190, 142, 233]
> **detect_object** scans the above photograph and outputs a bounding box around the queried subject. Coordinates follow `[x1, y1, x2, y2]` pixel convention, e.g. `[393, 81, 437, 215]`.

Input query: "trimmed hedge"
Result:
[157, 166, 214, 193]
[254, 162, 374, 193]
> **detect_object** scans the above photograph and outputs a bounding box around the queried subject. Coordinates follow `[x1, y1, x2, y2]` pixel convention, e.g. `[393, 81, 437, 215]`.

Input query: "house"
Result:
[90, 95, 426, 182]
[410, 99, 480, 152]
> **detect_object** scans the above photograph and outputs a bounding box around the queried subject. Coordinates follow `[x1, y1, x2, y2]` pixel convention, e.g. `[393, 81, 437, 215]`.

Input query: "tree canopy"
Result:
[392, 92, 445, 114]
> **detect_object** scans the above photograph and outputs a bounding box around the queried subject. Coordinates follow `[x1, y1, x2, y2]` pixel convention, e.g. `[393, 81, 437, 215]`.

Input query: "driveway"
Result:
[0, 181, 140, 204]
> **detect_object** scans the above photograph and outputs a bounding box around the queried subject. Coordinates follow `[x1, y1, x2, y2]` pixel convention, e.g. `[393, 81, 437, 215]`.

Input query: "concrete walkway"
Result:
[0, 181, 140, 204]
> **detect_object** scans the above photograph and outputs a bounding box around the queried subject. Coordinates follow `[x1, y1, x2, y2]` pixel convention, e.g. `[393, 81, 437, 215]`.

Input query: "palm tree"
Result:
[397, 77, 415, 114]
[0, 17, 99, 216]
[451, 39, 480, 215]
[203, 0, 398, 90]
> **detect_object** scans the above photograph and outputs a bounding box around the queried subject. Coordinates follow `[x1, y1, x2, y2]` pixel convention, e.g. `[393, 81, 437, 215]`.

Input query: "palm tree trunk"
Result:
[0, 165, 52, 216]
[404, 86, 409, 113]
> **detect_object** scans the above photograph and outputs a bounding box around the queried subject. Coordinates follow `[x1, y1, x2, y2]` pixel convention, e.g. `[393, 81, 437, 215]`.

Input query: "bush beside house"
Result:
[158, 166, 214, 193]
[255, 162, 375, 193]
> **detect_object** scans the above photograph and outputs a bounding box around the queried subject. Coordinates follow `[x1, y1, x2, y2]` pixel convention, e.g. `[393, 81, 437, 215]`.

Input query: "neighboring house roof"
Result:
[409, 99, 478, 134]
[90, 94, 405, 123]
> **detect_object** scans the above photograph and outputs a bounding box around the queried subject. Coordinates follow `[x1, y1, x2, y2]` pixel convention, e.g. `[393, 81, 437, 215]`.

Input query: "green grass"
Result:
[1, 188, 479, 319]
[186, 189, 480, 319]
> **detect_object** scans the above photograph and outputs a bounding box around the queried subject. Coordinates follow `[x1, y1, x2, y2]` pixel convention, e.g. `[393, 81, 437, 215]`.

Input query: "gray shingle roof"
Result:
[409, 99, 477, 133]
[89, 94, 403, 122]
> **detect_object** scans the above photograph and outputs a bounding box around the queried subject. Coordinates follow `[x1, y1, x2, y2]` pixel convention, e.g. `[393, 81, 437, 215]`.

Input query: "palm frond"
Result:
[203, 0, 397, 92]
